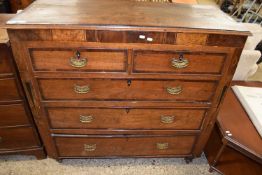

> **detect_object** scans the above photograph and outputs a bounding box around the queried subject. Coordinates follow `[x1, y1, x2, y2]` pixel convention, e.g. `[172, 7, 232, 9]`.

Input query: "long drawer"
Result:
[0, 127, 39, 150]
[47, 107, 206, 130]
[0, 104, 30, 127]
[38, 79, 216, 102]
[0, 78, 20, 101]
[133, 50, 226, 75]
[55, 135, 196, 157]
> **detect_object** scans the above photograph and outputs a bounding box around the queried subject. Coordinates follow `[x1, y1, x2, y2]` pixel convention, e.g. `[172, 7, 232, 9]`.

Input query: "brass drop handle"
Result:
[70, 50, 87, 68]
[161, 115, 175, 124]
[84, 144, 96, 152]
[166, 86, 182, 95]
[156, 143, 169, 150]
[74, 84, 90, 94]
[171, 54, 189, 69]
[80, 115, 94, 123]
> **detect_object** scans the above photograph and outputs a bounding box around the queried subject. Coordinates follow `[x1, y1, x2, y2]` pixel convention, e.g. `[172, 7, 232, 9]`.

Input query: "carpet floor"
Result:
[0, 154, 218, 175]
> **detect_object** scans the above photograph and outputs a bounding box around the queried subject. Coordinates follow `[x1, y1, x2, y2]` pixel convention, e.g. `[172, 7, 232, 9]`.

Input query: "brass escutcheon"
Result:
[69, 51, 87, 68]
[171, 54, 189, 69]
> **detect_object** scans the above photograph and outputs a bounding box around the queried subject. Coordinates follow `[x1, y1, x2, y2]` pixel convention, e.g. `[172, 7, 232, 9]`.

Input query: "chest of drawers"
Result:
[0, 14, 45, 159]
[6, 0, 250, 161]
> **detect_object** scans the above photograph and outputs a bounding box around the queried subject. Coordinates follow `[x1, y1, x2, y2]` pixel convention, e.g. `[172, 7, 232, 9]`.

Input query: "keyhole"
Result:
[179, 53, 184, 61]
[76, 50, 81, 59]
[125, 108, 130, 114]
[127, 79, 132, 86]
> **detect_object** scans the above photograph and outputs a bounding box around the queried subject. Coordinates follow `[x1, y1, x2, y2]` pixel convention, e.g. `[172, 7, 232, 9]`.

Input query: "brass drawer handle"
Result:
[166, 86, 182, 95]
[171, 54, 189, 69]
[80, 115, 94, 123]
[156, 143, 169, 150]
[74, 84, 90, 94]
[84, 144, 96, 152]
[161, 115, 175, 124]
[70, 50, 87, 68]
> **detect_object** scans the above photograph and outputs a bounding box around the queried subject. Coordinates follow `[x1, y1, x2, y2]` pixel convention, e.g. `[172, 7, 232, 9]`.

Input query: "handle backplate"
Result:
[80, 115, 94, 123]
[156, 143, 169, 150]
[74, 84, 90, 94]
[70, 51, 87, 68]
[166, 86, 182, 95]
[84, 144, 96, 152]
[171, 54, 189, 69]
[161, 116, 175, 124]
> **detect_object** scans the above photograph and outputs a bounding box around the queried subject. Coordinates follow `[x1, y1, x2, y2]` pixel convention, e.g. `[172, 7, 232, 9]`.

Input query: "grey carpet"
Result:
[0, 154, 218, 175]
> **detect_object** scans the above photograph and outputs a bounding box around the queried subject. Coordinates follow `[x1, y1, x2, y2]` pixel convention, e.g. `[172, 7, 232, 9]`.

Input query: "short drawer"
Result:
[0, 78, 20, 101]
[0, 45, 13, 74]
[55, 135, 196, 157]
[0, 127, 39, 150]
[38, 79, 216, 102]
[48, 108, 206, 130]
[0, 104, 30, 127]
[133, 50, 226, 74]
[30, 48, 127, 72]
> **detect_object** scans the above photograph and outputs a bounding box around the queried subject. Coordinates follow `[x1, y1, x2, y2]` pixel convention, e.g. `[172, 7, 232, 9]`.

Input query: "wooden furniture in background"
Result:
[9, 0, 34, 13]
[0, 14, 45, 159]
[205, 81, 262, 175]
[135, 0, 172, 2]
[6, 0, 249, 161]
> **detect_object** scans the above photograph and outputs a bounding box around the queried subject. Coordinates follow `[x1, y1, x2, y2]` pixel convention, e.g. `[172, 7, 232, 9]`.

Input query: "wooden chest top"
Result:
[6, 0, 250, 35]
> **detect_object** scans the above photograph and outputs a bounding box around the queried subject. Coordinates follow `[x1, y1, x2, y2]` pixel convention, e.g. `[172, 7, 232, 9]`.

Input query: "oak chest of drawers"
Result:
[6, 0, 250, 161]
[0, 14, 45, 159]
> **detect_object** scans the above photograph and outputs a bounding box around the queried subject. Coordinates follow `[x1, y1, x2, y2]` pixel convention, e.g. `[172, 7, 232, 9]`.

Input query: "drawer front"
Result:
[0, 104, 30, 127]
[30, 48, 127, 72]
[0, 127, 39, 150]
[38, 79, 216, 102]
[48, 108, 206, 130]
[86, 30, 176, 44]
[55, 135, 195, 157]
[0, 45, 13, 74]
[133, 50, 226, 74]
[0, 78, 20, 101]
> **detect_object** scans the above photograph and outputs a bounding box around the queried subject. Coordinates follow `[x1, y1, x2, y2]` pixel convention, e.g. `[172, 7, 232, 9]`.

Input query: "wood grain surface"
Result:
[6, 0, 250, 35]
